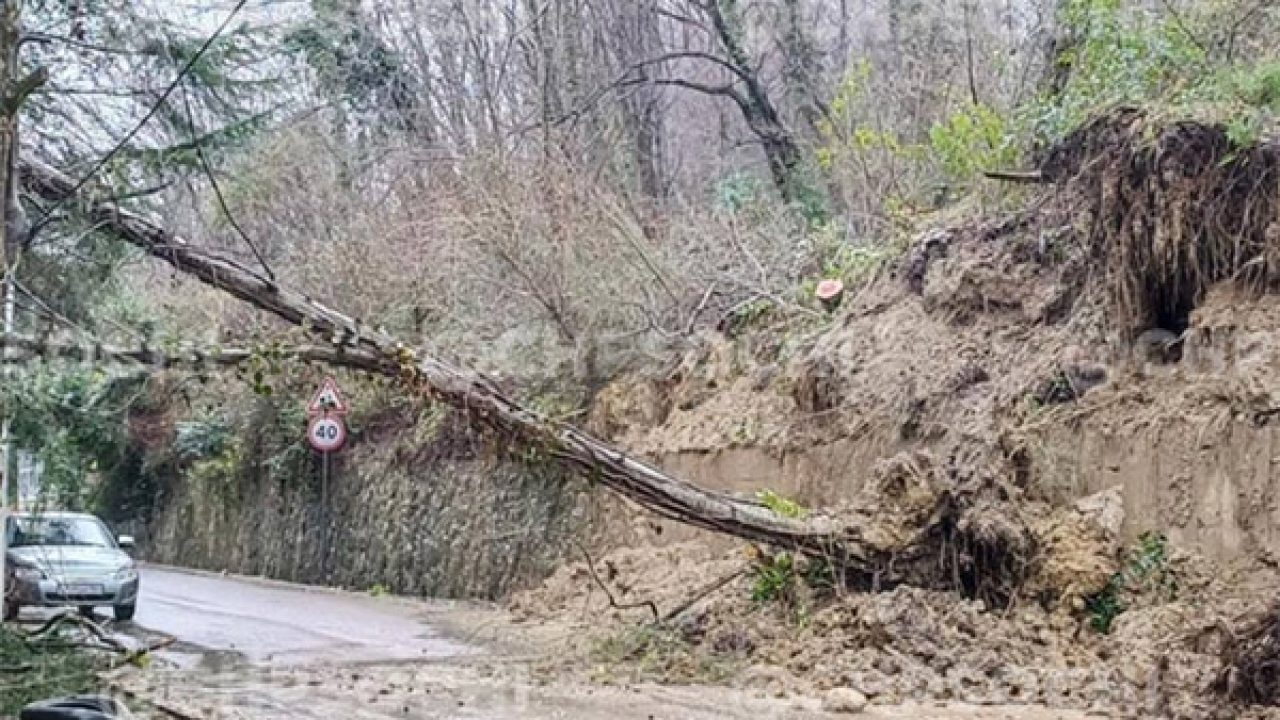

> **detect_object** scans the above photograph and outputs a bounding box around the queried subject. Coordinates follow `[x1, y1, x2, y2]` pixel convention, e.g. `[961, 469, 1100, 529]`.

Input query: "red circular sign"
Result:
[307, 415, 347, 453]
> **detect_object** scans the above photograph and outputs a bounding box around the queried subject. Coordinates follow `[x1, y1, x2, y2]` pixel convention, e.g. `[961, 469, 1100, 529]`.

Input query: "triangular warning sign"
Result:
[307, 377, 349, 415]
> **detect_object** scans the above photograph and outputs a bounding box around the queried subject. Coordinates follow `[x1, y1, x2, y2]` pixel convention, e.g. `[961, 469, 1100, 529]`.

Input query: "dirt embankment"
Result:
[517, 110, 1280, 718]
[588, 110, 1280, 566]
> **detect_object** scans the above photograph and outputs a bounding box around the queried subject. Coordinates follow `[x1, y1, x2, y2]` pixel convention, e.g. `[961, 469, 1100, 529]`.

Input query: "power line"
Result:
[27, 0, 252, 240]
[11, 279, 144, 344]
[179, 80, 275, 281]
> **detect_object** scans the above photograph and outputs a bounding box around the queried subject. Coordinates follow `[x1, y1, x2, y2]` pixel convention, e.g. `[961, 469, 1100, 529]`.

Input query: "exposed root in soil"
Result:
[1062, 107, 1280, 335]
[1215, 602, 1280, 706]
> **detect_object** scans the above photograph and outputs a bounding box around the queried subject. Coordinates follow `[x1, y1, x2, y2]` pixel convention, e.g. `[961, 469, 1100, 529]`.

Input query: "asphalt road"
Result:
[129, 566, 471, 668]
[87, 567, 1095, 720]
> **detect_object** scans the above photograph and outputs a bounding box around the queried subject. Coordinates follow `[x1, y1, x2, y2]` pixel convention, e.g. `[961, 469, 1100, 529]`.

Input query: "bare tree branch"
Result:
[628, 50, 753, 83]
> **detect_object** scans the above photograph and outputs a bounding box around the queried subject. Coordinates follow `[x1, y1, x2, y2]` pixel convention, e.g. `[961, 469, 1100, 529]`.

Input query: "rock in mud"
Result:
[1074, 485, 1124, 541]
[822, 687, 868, 713]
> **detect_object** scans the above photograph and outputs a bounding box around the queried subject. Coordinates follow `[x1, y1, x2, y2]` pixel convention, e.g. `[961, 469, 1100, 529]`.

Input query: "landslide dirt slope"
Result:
[590, 108, 1280, 564]
[520, 110, 1280, 718]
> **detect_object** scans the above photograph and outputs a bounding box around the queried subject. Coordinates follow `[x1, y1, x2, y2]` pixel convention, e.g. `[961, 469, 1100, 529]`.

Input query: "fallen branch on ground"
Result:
[107, 635, 176, 670]
[661, 569, 745, 623]
[22, 610, 175, 668]
[23, 612, 127, 654]
[575, 541, 660, 623]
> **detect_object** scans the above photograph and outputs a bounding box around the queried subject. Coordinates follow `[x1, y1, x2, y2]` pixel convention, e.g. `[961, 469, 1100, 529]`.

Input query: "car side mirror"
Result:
[118, 535, 135, 549]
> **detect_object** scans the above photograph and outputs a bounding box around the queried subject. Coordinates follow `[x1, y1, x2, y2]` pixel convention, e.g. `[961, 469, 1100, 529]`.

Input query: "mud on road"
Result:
[102, 566, 1104, 720]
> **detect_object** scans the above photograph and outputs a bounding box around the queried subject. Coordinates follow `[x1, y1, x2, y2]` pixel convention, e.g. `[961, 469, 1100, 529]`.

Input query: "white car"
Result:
[4, 511, 139, 622]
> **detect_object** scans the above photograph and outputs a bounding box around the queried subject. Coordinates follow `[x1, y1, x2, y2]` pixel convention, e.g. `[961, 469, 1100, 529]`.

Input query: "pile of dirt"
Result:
[512, 533, 1280, 719]
[580, 111, 1280, 571]
[509, 540, 745, 625]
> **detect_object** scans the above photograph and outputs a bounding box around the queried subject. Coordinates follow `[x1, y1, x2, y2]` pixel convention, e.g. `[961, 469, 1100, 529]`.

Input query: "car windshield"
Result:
[8, 516, 115, 548]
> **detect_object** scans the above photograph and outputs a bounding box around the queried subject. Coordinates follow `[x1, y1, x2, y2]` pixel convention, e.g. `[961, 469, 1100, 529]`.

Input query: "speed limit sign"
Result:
[307, 414, 347, 453]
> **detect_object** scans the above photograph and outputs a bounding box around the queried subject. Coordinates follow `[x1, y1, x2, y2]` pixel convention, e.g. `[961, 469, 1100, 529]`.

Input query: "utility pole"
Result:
[0, 0, 20, 620]
[0, 0, 16, 621]
[0, 0, 42, 621]
[1, 272, 12, 508]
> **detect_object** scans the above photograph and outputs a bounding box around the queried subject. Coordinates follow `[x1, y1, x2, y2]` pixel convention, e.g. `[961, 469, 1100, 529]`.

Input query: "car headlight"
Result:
[112, 566, 138, 582]
[12, 566, 44, 581]
[10, 559, 46, 581]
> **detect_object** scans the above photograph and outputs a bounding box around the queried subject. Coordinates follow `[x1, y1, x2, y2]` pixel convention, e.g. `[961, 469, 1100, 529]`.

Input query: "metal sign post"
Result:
[306, 378, 348, 583]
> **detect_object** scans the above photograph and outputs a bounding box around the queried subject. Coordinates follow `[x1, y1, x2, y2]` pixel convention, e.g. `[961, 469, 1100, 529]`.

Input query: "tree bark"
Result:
[20, 156, 928, 576]
[703, 1, 807, 207]
[611, 0, 665, 205]
[0, 0, 20, 267]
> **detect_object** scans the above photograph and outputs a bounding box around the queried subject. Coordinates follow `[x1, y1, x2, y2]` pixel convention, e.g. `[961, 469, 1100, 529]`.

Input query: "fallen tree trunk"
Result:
[19, 157, 926, 576]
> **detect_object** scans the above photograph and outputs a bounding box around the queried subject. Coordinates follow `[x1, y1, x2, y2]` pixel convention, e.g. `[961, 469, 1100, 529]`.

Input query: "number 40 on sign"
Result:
[307, 415, 346, 453]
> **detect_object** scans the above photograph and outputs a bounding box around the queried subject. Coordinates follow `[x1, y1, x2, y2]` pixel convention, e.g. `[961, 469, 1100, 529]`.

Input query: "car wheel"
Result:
[3, 600, 17, 622]
[112, 603, 135, 622]
[77, 606, 96, 618]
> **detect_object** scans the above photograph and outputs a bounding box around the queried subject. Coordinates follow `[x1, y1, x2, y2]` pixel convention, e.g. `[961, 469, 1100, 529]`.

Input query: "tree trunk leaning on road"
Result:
[20, 157, 922, 579]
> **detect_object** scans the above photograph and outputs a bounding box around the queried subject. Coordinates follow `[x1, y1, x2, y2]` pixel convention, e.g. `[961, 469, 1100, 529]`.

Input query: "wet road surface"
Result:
[131, 566, 470, 668]
[89, 567, 1096, 719]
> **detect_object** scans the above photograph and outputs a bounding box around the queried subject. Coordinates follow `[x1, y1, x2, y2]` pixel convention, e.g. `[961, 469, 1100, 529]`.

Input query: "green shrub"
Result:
[750, 550, 797, 603]
[1087, 531, 1176, 634]
[756, 489, 805, 519]
[929, 103, 1019, 182]
[0, 626, 98, 714]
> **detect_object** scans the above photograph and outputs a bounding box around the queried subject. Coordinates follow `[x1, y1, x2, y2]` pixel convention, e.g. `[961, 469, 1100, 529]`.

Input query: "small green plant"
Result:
[174, 418, 233, 460]
[750, 550, 797, 603]
[803, 557, 835, 594]
[527, 388, 580, 421]
[368, 583, 390, 597]
[0, 626, 98, 714]
[725, 297, 774, 334]
[714, 172, 764, 214]
[748, 548, 836, 614]
[1086, 586, 1125, 635]
[1086, 531, 1175, 634]
[756, 489, 806, 519]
